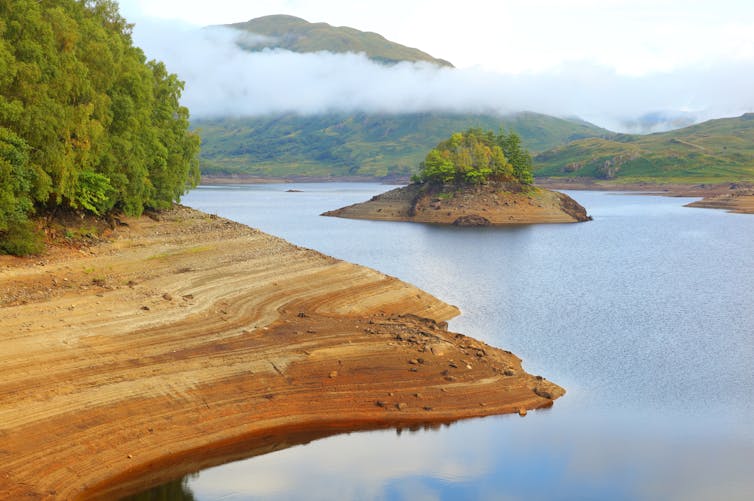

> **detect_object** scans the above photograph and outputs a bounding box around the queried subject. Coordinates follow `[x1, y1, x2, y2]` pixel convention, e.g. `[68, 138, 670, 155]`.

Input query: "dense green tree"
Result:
[0, 0, 200, 254]
[413, 128, 533, 186]
[0, 127, 32, 230]
[498, 129, 534, 185]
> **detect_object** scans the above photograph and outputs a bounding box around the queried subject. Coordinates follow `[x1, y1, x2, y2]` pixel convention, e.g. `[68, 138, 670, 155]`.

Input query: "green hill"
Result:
[195, 112, 610, 179]
[224, 15, 453, 67]
[534, 113, 754, 183]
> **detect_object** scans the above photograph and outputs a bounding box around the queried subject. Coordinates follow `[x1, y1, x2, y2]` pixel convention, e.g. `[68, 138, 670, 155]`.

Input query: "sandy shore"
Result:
[0, 206, 563, 499]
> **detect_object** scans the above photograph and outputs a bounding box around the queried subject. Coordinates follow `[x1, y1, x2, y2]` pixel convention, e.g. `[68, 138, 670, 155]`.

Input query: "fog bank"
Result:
[131, 21, 754, 132]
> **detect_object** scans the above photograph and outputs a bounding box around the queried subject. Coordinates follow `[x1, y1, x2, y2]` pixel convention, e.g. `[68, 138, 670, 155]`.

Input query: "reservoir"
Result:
[131, 184, 754, 500]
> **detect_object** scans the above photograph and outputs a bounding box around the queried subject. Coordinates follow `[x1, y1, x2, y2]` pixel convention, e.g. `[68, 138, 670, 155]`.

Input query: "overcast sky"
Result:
[118, 0, 754, 131]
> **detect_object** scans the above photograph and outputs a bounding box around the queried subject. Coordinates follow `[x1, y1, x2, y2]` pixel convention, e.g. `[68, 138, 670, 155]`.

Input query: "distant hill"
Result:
[534, 113, 754, 183]
[197, 15, 608, 180]
[195, 112, 610, 179]
[223, 14, 453, 67]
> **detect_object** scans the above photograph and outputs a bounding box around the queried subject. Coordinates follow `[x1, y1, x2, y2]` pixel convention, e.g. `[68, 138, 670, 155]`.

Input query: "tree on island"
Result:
[412, 128, 534, 186]
[0, 0, 200, 255]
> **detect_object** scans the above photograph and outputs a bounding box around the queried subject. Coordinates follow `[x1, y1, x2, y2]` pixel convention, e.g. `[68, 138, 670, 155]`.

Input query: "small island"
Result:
[324, 129, 591, 225]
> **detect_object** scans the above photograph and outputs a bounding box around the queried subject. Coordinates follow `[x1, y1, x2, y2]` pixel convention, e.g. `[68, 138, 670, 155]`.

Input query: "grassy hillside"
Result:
[195, 112, 609, 178]
[535, 113, 754, 183]
[224, 15, 453, 67]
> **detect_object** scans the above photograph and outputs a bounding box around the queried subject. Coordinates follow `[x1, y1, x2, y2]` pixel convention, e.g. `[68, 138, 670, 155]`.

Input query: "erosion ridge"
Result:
[0, 205, 564, 499]
[323, 182, 591, 225]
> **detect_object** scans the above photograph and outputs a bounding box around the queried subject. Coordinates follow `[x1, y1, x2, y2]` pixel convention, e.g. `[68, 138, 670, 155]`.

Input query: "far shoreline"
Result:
[198, 175, 754, 215]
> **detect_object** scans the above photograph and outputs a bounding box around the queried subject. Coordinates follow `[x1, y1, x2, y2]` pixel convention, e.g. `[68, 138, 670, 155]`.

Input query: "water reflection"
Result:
[132, 409, 754, 500]
[121, 475, 197, 501]
[127, 185, 754, 500]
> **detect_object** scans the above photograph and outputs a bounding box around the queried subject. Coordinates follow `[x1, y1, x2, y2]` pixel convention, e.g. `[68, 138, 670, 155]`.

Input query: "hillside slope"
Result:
[224, 14, 452, 67]
[534, 113, 754, 183]
[196, 112, 609, 179]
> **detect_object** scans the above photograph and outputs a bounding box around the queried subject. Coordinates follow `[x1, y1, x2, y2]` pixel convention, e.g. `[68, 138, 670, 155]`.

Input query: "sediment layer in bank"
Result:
[0, 206, 563, 499]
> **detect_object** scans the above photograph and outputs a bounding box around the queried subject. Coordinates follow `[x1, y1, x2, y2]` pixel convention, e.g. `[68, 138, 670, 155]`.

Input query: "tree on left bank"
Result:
[0, 0, 200, 255]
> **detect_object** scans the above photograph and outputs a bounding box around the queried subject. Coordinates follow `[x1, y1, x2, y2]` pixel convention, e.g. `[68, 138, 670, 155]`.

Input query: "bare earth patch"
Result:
[0, 205, 563, 499]
[323, 183, 591, 225]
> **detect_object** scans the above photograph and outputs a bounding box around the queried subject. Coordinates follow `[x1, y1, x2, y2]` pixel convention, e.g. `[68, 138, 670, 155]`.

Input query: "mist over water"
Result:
[129, 21, 754, 131]
[129, 185, 754, 500]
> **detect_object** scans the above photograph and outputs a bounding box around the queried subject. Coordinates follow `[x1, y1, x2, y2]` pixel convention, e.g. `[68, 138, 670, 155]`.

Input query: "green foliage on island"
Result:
[196, 112, 608, 179]
[534, 113, 754, 183]
[224, 15, 453, 67]
[413, 128, 534, 186]
[0, 0, 200, 255]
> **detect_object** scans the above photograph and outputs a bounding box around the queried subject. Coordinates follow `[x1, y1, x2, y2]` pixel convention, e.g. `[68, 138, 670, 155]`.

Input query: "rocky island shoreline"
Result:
[0, 206, 563, 499]
[323, 182, 591, 225]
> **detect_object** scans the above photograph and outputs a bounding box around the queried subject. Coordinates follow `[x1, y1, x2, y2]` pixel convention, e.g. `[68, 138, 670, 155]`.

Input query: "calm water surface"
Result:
[133, 184, 754, 500]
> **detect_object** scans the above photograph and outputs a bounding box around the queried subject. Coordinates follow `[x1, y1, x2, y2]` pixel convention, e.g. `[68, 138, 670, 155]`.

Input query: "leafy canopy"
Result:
[413, 128, 534, 186]
[0, 0, 201, 255]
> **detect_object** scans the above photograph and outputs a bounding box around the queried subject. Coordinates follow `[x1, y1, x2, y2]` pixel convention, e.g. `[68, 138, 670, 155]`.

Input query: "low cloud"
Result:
[131, 20, 754, 132]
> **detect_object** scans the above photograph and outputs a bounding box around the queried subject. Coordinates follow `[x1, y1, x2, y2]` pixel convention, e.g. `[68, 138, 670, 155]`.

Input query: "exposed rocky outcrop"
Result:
[323, 182, 591, 225]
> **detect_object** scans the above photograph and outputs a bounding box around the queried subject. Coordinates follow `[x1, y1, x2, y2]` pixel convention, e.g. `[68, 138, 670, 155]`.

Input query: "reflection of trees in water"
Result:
[120, 474, 197, 501]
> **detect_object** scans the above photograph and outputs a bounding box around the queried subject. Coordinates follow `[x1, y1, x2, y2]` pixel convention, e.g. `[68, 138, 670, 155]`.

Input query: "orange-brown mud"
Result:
[0, 206, 563, 499]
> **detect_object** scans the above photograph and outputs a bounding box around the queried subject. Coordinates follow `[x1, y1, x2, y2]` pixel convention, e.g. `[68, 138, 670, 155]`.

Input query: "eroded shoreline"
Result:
[0, 206, 563, 499]
[536, 178, 754, 214]
[323, 183, 591, 225]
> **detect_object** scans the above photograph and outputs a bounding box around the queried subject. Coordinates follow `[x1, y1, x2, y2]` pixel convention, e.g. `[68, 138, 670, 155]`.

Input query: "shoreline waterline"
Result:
[0, 205, 562, 499]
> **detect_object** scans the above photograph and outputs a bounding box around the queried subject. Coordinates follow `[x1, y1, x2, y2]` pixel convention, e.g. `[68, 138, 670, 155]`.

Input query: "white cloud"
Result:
[129, 20, 754, 131]
[118, 0, 754, 75]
